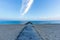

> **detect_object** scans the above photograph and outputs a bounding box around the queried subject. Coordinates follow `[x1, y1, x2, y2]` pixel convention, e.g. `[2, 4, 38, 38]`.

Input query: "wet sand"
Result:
[0, 24, 60, 40]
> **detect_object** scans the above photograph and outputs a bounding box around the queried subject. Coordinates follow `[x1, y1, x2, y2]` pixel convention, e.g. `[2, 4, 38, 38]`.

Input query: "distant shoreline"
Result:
[0, 21, 60, 24]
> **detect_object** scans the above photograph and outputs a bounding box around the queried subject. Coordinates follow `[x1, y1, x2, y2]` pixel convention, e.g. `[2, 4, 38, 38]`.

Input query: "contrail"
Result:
[20, 0, 34, 16]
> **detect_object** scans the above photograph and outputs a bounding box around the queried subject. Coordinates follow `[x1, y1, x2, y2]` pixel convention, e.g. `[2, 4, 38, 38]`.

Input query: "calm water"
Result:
[0, 20, 60, 24]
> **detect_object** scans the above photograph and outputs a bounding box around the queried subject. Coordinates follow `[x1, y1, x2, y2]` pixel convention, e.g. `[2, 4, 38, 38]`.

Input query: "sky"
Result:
[0, 0, 60, 21]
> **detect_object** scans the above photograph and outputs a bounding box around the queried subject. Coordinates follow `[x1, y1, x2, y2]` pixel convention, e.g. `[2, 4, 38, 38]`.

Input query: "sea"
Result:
[0, 20, 60, 24]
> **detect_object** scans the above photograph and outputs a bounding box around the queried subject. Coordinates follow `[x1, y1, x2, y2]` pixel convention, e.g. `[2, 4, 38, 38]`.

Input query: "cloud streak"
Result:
[20, 0, 34, 16]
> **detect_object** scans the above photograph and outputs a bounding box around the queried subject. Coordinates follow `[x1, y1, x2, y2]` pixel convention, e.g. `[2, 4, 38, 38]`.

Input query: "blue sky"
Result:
[0, 0, 60, 21]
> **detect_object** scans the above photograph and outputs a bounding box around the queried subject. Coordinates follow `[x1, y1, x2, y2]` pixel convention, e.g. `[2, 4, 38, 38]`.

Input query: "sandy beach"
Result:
[0, 24, 60, 40]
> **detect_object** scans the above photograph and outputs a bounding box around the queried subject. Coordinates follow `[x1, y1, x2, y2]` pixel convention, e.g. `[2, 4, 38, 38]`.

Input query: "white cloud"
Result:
[20, 0, 34, 16]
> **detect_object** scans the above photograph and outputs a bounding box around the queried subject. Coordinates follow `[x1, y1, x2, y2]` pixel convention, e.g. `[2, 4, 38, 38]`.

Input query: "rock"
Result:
[16, 23, 43, 40]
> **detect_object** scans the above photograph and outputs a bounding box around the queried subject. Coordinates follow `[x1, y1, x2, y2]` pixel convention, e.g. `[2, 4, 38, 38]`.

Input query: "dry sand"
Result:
[0, 24, 60, 40]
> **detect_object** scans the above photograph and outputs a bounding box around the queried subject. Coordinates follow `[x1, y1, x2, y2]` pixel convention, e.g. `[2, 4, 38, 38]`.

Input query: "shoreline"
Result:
[0, 24, 60, 40]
